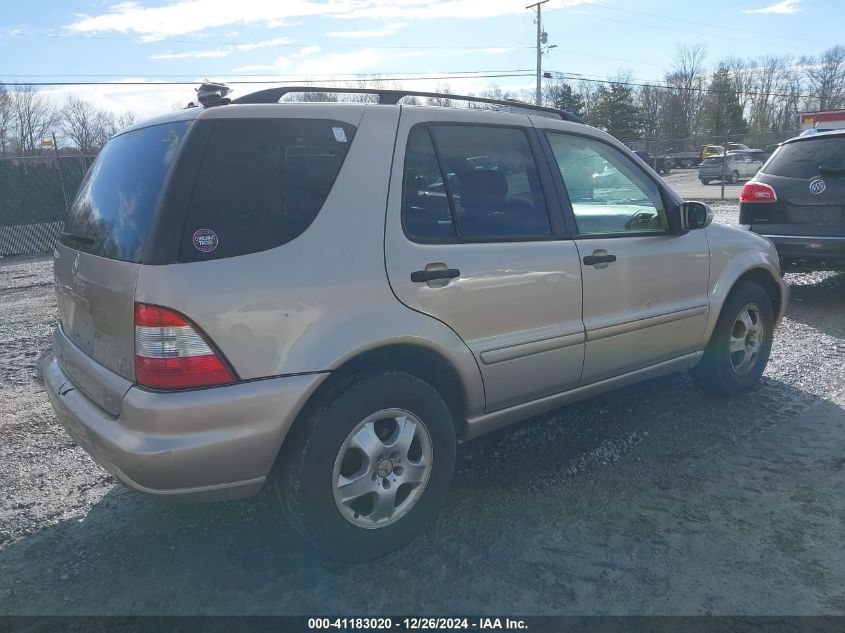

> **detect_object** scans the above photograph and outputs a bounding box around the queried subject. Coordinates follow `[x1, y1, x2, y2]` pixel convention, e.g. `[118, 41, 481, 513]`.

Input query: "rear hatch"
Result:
[741, 135, 845, 236]
[54, 118, 193, 412]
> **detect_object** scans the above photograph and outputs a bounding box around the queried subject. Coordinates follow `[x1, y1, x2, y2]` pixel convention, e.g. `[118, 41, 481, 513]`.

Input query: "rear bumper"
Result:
[758, 233, 845, 270]
[41, 351, 327, 501]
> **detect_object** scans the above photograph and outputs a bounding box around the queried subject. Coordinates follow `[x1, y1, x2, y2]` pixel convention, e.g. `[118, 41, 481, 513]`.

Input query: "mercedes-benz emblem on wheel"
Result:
[809, 178, 826, 195]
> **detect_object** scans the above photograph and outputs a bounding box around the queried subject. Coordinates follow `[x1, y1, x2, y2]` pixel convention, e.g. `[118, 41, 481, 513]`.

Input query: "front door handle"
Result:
[411, 268, 460, 283]
[583, 254, 617, 266]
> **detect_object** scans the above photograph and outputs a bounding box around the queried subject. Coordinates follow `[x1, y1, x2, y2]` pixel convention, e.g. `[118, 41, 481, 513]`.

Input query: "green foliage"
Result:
[543, 81, 585, 119]
[585, 83, 646, 140]
[701, 65, 748, 136]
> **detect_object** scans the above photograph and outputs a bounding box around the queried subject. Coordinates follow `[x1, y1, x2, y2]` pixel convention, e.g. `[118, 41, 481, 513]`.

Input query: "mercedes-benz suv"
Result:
[42, 84, 787, 561]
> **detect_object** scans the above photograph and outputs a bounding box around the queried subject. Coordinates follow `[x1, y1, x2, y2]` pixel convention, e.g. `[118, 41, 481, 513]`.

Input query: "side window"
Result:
[403, 127, 457, 241]
[180, 118, 355, 261]
[546, 132, 669, 236]
[401, 124, 552, 241]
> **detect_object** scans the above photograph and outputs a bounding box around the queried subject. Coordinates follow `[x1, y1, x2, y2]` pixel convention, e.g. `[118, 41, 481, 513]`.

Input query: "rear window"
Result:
[703, 157, 725, 165]
[763, 137, 845, 179]
[61, 121, 189, 262]
[179, 118, 355, 261]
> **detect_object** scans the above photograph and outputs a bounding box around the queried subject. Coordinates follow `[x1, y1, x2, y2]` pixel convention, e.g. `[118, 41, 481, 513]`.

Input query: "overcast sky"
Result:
[0, 0, 841, 120]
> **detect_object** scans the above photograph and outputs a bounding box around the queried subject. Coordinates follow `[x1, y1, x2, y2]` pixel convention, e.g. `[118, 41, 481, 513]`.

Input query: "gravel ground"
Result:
[2, 212, 845, 615]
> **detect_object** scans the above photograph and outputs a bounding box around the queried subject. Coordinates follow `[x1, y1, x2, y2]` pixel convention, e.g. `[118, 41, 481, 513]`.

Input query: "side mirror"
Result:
[679, 201, 713, 231]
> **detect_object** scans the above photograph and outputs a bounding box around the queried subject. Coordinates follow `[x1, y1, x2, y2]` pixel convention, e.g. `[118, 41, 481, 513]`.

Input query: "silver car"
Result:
[699, 151, 764, 185]
[43, 85, 787, 561]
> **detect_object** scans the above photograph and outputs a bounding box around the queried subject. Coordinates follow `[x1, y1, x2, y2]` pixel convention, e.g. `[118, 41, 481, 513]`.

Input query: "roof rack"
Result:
[230, 85, 584, 123]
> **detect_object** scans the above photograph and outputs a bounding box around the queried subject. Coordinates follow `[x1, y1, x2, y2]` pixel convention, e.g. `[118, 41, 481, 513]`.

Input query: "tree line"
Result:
[0, 86, 136, 157]
[539, 43, 845, 144]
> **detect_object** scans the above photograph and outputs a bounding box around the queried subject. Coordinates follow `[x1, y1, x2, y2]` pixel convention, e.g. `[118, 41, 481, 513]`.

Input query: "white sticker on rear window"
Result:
[192, 228, 219, 253]
[332, 126, 347, 143]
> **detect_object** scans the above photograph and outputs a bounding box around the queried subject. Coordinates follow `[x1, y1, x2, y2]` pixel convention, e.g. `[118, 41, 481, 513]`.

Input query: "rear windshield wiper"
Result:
[59, 230, 95, 245]
[819, 165, 845, 176]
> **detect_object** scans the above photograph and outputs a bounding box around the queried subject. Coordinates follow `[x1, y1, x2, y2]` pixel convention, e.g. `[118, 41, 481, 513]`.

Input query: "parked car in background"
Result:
[700, 145, 725, 161]
[798, 127, 835, 137]
[42, 84, 787, 561]
[699, 152, 764, 185]
[726, 143, 752, 152]
[634, 150, 673, 174]
[759, 143, 780, 162]
[740, 130, 845, 272]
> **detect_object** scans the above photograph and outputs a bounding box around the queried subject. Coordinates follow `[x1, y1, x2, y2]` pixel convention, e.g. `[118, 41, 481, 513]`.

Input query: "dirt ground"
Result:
[1, 208, 845, 615]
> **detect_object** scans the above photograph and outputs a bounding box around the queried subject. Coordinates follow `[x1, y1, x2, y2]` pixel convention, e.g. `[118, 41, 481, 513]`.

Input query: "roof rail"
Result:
[230, 85, 584, 123]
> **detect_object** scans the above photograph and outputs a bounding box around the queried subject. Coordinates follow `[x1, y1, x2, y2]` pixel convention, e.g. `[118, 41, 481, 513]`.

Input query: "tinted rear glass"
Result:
[179, 118, 355, 261]
[763, 137, 845, 179]
[61, 121, 189, 262]
[703, 157, 725, 165]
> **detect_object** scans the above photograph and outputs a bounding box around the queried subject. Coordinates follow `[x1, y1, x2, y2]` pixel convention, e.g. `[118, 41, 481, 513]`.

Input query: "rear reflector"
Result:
[134, 303, 235, 390]
[740, 181, 777, 203]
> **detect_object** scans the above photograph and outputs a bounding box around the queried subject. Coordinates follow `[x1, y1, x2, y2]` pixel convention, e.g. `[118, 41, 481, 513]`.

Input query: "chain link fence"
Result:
[0, 155, 94, 257]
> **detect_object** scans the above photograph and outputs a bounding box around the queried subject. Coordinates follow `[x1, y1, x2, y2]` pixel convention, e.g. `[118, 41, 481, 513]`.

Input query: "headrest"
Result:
[459, 169, 508, 209]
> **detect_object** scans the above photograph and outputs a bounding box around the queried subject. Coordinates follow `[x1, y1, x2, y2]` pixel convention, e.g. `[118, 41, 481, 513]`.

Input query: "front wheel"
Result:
[691, 281, 774, 395]
[275, 371, 457, 561]
[728, 170, 739, 184]
[700, 178, 710, 185]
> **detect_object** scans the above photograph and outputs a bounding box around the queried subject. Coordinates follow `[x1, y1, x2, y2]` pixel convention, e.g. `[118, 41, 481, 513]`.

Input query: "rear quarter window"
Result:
[763, 137, 845, 179]
[179, 118, 355, 261]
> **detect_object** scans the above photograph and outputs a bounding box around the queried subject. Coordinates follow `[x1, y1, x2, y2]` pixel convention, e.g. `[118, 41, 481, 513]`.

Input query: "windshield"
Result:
[60, 121, 189, 262]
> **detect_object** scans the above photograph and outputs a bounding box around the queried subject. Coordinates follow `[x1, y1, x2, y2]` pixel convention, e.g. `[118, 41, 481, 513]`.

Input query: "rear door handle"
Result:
[411, 268, 460, 283]
[583, 254, 617, 266]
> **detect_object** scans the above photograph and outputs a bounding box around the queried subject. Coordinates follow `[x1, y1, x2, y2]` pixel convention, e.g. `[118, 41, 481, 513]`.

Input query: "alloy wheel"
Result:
[729, 303, 765, 375]
[332, 409, 433, 529]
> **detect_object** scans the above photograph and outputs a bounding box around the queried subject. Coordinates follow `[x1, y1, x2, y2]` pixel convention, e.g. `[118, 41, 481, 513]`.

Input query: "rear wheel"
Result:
[691, 281, 774, 395]
[275, 371, 457, 561]
[700, 178, 710, 185]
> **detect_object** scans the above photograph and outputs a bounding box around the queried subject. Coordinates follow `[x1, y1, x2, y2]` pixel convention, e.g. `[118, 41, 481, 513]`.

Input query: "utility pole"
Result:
[527, 0, 549, 106]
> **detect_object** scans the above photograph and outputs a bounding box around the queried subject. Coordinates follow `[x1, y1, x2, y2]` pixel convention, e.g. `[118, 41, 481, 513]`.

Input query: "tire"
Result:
[275, 371, 457, 561]
[700, 179, 710, 185]
[728, 170, 739, 184]
[691, 281, 774, 395]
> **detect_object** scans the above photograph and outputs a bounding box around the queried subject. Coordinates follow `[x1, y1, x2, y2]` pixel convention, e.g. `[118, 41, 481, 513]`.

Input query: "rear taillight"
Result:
[134, 303, 235, 390]
[740, 181, 777, 203]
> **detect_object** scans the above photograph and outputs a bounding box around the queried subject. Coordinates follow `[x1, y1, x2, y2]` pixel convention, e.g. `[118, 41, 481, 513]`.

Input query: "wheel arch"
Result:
[278, 341, 475, 472]
[704, 263, 785, 345]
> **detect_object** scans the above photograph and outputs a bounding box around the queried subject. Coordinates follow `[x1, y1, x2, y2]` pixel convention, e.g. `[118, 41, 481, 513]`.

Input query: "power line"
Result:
[571, 12, 818, 52]
[591, 4, 823, 46]
[549, 71, 820, 101]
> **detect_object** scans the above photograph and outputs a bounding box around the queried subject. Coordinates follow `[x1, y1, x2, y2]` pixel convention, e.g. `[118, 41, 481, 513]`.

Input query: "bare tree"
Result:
[747, 55, 788, 132]
[0, 87, 12, 156]
[426, 82, 454, 107]
[772, 64, 803, 132]
[10, 86, 59, 155]
[60, 96, 111, 154]
[802, 45, 845, 111]
[722, 56, 754, 118]
[663, 44, 708, 139]
[637, 83, 663, 138]
[114, 110, 136, 132]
